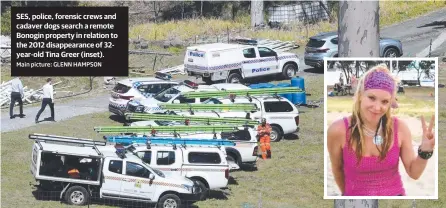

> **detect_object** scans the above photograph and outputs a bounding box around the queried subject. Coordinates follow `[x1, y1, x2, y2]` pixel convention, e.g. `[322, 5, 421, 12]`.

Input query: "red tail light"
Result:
[252, 146, 258, 156]
[295, 116, 299, 126]
[225, 169, 229, 179]
[119, 95, 134, 100]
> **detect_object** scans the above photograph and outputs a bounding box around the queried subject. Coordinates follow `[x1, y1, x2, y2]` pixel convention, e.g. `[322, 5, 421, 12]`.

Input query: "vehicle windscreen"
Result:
[153, 87, 181, 102]
[141, 160, 165, 178]
[113, 83, 131, 93]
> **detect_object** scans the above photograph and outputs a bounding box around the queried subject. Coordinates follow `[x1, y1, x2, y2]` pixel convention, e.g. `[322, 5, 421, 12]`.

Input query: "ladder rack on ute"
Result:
[94, 125, 240, 135]
[105, 136, 236, 148]
[125, 113, 259, 125]
[159, 103, 258, 112]
[29, 133, 106, 155]
[182, 87, 302, 99]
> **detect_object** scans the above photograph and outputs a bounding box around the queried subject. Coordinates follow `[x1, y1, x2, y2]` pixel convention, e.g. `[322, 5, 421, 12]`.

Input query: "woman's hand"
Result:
[420, 115, 435, 152]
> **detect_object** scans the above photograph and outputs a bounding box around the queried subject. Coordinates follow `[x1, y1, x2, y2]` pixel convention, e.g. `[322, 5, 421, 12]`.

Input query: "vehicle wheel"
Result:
[202, 77, 213, 85]
[227, 73, 243, 83]
[64, 186, 89, 206]
[270, 126, 283, 142]
[193, 180, 208, 200]
[157, 194, 181, 208]
[282, 63, 297, 79]
[383, 48, 399, 57]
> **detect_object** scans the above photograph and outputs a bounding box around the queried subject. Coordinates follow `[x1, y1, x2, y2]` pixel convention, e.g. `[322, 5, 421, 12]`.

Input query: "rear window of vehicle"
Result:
[113, 83, 131, 93]
[264, 101, 294, 112]
[306, 38, 326, 48]
[221, 129, 251, 141]
[188, 152, 221, 164]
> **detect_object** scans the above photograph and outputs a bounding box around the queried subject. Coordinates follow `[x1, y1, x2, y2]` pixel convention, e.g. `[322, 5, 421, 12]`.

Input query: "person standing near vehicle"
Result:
[9, 77, 25, 119]
[35, 78, 55, 123]
[257, 118, 272, 160]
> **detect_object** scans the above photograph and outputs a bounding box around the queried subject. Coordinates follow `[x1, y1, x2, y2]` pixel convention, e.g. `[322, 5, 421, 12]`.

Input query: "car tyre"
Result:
[192, 180, 208, 201]
[270, 126, 283, 142]
[383, 48, 399, 57]
[227, 73, 243, 83]
[282, 63, 297, 79]
[157, 194, 181, 208]
[65, 186, 89, 206]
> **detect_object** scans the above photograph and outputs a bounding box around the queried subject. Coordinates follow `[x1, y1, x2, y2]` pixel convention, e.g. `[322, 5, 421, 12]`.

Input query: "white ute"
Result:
[200, 95, 300, 142]
[116, 141, 232, 200]
[129, 122, 259, 168]
[184, 43, 300, 84]
[30, 134, 199, 207]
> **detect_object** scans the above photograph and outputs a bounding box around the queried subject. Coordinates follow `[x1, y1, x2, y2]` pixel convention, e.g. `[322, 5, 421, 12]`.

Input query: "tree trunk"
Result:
[338, 0, 380, 57]
[250, 0, 264, 28]
[336, 1, 379, 207]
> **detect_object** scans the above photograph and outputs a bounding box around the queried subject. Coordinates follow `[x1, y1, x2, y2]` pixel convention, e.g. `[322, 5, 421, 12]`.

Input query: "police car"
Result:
[184, 43, 300, 84]
[109, 72, 179, 116]
[125, 81, 251, 114]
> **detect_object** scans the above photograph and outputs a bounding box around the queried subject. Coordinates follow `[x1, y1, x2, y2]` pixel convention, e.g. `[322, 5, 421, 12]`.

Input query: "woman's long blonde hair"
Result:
[349, 64, 398, 162]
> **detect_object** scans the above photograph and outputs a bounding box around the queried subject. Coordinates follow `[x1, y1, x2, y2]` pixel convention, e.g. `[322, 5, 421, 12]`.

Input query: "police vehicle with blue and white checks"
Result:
[109, 72, 179, 116]
[125, 81, 251, 115]
[184, 43, 300, 84]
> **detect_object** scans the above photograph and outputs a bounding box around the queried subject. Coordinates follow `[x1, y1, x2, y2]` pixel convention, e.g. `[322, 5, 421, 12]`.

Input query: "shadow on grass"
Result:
[32, 189, 200, 208]
[304, 67, 324, 74]
[109, 114, 127, 124]
[284, 133, 299, 140]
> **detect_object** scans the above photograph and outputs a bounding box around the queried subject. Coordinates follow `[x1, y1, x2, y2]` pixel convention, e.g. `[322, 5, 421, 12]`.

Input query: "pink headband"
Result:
[364, 71, 395, 95]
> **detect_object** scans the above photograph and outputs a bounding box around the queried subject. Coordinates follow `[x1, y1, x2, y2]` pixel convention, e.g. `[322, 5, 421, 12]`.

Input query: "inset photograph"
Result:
[324, 57, 438, 199]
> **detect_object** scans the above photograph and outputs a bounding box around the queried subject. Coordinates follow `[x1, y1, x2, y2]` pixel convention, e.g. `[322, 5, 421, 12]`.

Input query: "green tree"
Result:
[1, 8, 11, 35]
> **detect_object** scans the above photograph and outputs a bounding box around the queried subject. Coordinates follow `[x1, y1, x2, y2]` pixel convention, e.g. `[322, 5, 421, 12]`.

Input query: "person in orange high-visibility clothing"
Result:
[257, 118, 272, 160]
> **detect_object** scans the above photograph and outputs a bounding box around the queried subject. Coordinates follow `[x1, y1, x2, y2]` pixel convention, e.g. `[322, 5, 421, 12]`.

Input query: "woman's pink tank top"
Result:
[342, 117, 406, 196]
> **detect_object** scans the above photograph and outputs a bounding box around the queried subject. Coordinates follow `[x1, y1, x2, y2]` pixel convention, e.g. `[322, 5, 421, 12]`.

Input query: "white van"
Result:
[184, 43, 300, 84]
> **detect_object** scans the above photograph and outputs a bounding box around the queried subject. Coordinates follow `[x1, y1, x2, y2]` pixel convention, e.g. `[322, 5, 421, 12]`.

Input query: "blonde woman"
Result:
[327, 64, 435, 196]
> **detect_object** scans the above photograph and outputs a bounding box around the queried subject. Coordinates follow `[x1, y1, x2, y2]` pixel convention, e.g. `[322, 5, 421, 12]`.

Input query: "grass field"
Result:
[0, 71, 327, 208]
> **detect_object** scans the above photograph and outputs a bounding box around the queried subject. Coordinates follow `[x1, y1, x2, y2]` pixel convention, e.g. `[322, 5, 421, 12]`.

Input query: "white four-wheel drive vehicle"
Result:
[129, 122, 259, 167]
[109, 72, 179, 116]
[199, 95, 300, 142]
[30, 134, 199, 207]
[184, 43, 300, 84]
[109, 142, 232, 200]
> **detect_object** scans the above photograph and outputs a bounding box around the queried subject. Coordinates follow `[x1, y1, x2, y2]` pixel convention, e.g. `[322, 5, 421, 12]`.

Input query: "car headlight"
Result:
[181, 184, 193, 192]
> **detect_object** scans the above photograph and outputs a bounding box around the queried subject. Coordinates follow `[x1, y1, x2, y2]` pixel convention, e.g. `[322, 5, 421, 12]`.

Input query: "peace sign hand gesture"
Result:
[420, 115, 435, 152]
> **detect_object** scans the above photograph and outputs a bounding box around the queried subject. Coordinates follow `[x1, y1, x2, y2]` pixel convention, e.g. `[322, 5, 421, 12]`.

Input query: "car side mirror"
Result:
[173, 100, 180, 104]
[149, 173, 155, 180]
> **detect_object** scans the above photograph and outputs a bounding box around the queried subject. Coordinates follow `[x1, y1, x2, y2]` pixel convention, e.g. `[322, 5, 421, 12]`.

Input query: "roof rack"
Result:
[29, 133, 106, 155]
[94, 125, 240, 136]
[105, 136, 236, 149]
[182, 87, 302, 99]
[159, 103, 258, 113]
[125, 113, 259, 125]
